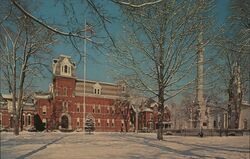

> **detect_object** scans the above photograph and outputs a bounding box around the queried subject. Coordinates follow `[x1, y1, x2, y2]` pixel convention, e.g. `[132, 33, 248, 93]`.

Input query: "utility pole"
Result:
[83, 19, 87, 131]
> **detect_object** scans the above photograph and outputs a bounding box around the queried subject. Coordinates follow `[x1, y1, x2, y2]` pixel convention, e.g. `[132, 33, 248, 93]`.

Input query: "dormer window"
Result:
[121, 84, 126, 92]
[93, 83, 102, 95]
[60, 57, 72, 76]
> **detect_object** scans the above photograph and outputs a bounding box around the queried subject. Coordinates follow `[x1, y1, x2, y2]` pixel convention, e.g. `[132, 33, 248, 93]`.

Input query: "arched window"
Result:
[42, 106, 47, 115]
[61, 64, 71, 76]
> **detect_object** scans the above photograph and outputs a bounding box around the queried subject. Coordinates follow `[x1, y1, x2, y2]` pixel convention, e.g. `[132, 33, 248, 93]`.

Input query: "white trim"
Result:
[76, 79, 118, 86]
[59, 113, 72, 130]
[0, 113, 2, 127]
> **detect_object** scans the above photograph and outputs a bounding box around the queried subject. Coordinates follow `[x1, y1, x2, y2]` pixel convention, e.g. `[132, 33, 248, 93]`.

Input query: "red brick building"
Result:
[0, 55, 172, 132]
[137, 102, 172, 132]
[0, 94, 35, 130]
[35, 55, 129, 132]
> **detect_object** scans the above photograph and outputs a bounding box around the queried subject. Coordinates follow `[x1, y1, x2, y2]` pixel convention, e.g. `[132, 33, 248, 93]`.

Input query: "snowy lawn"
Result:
[1, 131, 249, 159]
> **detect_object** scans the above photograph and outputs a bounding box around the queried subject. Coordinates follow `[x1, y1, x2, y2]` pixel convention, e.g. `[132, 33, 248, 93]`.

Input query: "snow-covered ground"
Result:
[1, 131, 249, 159]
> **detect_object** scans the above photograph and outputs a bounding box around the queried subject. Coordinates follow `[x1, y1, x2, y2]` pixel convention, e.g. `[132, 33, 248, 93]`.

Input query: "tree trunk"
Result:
[20, 108, 23, 131]
[124, 120, 128, 132]
[157, 95, 164, 140]
[157, 81, 165, 140]
[13, 47, 19, 135]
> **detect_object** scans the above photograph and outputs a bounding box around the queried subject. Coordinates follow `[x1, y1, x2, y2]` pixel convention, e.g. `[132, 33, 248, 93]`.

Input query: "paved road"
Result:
[1, 132, 249, 159]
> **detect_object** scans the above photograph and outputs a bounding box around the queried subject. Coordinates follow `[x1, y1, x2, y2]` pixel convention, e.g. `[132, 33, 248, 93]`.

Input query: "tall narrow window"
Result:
[77, 103, 80, 112]
[150, 113, 153, 121]
[93, 83, 102, 95]
[27, 114, 31, 126]
[98, 105, 101, 113]
[98, 118, 101, 127]
[42, 106, 47, 115]
[77, 118, 80, 127]
[122, 84, 126, 92]
[62, 101, 68, 112]
[22, 114, 25, 126]
[121, 119, 124, 127]
[64, 65, 68, 73]
[63, 87, 67, 96]
[112, 119, 115, 127]
[92, 105, 95, 113]
[213, 120, 217, 128]
[61, 63, 71, 76]
[0, 113, 2, 127]
[42, 119, 47, 128]
[107, 119, 110, 127]
[65, 102, 68, 112]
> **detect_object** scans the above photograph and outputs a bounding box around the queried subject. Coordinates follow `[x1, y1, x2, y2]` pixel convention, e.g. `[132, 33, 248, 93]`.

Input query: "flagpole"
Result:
[83, 19, 87, 131]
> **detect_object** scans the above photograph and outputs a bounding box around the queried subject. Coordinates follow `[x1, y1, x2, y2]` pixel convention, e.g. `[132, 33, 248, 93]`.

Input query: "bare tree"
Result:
[0, 5, 55, 135]
[113, 97, 130, 132]
[110, 0, 214, 140]
[214, 0, 250, 129]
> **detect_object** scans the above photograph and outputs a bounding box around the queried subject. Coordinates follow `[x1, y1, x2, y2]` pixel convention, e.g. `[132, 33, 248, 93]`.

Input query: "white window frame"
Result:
[121, 119, 124, 127]
[42, 106, 47, 115]
[77, 118, 80, 127]
[0, 113, 2, 127]
[61, 64, 71, 76]
[93, 83, 102, 95]
[112, 119, 115, 127]
[27, 114, 31, 126]
[92, 105, 95, 113]
[22, 113, 26, 126]
[98, 118, 101, 127]
[77, 103, 80, 112]
[107, 119, 110, 127]
[42, 119, 47, 127]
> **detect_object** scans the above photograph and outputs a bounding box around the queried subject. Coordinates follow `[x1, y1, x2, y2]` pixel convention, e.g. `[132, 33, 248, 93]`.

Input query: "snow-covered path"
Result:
[1, 132, 249, 159]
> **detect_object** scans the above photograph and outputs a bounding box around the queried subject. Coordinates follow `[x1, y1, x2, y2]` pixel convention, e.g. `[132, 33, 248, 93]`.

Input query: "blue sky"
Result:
[32, 0, 230, 92]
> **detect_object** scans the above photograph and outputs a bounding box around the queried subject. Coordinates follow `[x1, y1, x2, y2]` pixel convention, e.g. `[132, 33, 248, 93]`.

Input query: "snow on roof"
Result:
[76, 79, 118, 86]
[2, 94, 13, 99]
[242, 101, 250, 107]
[34, 94, 51, 99]
[142, 108, 153, 112]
